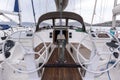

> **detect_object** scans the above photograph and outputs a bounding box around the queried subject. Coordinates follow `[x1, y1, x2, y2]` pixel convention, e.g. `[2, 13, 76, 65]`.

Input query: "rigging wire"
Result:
[79, 0, 81, 15]
[38, 0, 41, 15]
[73, 0, 75, 11]
[74, 0, 76, 12]
[103, 0, 106, 21]
[38, 0, 43, 17]
[90, 0, 98, 27]
[6, 0, 9, 10]
[31, 0, 37, 25]
[103, 0, 107, 18]
[45, 0, 48, 13]
[99, 0, 108, 23]
[99, 0, 103, 22]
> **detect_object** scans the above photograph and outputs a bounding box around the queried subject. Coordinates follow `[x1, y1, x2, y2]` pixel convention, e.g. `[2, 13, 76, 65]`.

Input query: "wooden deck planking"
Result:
[79, 45, 91, 59]
[34, 43, 50, 59]
[34, 43, 50, 52]
[41, 48, 82, 80]
[71, 43, 91, 59]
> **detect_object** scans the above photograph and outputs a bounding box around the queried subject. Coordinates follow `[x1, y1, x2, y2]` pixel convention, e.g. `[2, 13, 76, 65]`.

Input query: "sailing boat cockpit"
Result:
[1, 0, 120, 80]
[0, 0, 94, 79]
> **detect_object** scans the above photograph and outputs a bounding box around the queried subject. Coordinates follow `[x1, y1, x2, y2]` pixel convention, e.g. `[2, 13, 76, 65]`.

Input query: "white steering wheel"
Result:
[1, 30, 48, 73]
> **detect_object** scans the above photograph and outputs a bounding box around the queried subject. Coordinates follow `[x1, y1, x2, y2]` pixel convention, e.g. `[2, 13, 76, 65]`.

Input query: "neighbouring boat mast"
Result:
[112, 0, 118, 28]
[90, 0, 97, 26]
[31, 0, 37, 26]
[14, 0, 22, 26]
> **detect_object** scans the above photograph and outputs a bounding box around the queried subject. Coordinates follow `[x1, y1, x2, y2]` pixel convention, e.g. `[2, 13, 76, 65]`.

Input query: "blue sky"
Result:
[0, 0, 119, 24]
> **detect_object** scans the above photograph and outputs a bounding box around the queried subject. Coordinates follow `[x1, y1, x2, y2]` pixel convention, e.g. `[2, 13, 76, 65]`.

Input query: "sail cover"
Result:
[14, 0, 19, 12]
[0, 24, 10, 30]
[112, 4, 120, 15]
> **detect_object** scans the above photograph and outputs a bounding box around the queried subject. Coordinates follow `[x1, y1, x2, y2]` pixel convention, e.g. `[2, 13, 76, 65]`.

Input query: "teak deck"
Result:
[71, 43, 91, 59]
[41, 48, 82, 80]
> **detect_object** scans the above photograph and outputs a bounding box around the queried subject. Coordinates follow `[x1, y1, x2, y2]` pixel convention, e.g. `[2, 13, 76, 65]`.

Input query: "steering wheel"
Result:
[1, 30, 48, 73]
[76, 32, 120, 74]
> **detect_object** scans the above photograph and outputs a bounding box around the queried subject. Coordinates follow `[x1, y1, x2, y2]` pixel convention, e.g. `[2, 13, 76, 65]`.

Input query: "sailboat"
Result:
[0, 0, 34, 53]
[0, 0, 120, 80]
[0, 0, 21, 58]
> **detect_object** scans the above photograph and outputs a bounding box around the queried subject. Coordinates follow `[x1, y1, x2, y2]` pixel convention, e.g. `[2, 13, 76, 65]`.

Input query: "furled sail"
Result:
[14, 0, 19, 12]
[54, 0, 69, 11]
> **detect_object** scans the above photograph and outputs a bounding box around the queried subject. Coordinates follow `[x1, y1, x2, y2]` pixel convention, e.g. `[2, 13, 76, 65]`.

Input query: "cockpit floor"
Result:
[41, 48, 82, 80]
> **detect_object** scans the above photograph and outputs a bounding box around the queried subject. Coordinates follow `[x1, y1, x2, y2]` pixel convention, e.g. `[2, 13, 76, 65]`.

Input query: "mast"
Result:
[14, 0, 22, 26]
[18, 0, 22, 27]
[59, 0, 63, 35]
[54, 0, 68, 35]
[112, 0, 118, 28]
